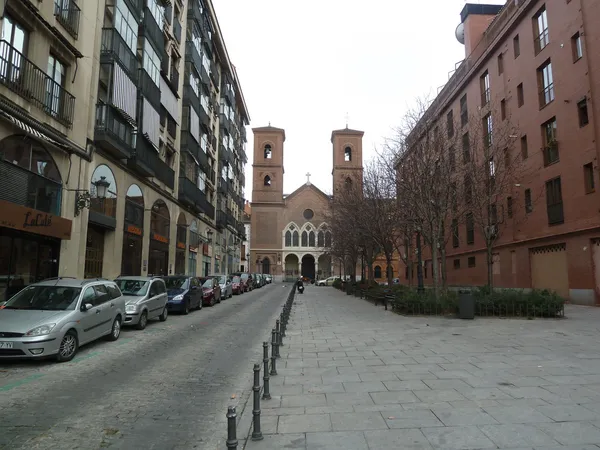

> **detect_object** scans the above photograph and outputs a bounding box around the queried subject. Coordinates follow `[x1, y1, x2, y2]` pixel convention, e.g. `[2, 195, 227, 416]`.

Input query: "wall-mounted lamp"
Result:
[74, 176, 110, 217]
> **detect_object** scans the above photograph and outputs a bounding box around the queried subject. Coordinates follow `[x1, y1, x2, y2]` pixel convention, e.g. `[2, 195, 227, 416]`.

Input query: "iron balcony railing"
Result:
[94, 103, 135, 159]
[0, 159, 62, 215]
[226, 208, 235, 227]
[130, 134, 175, 189]
[101, 28, 138, 82]
[0, 40, 75, 127]
[173, 20, 182, 43]
[54, 0, 81, 39]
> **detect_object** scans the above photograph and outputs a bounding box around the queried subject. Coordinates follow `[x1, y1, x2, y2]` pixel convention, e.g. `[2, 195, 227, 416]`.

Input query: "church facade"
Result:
[249, 125, 364, 281]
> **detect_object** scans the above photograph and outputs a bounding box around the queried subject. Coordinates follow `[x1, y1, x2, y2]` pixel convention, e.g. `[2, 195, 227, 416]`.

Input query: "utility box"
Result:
[458, 289, 475, 319]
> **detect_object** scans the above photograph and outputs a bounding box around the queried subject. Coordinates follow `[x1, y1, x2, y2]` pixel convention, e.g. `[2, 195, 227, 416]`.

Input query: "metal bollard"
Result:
[280, 312, 286, 339]
[262, 342, 271, 400]
[275, 319, 281, 356]
[275, 324, 281, 359]
[251, 364, 263, 441]
[226, 406, 238, 449]
[270, 329, 278, 375]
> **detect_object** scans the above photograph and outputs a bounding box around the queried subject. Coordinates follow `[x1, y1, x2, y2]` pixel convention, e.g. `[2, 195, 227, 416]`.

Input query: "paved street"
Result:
[0, 283, 286, 450]
[245, 286, 600, 449]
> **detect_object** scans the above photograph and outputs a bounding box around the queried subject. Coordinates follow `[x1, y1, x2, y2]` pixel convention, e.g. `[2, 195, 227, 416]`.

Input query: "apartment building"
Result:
[399, 1, 600, 304]
[0, 0, 249, 302]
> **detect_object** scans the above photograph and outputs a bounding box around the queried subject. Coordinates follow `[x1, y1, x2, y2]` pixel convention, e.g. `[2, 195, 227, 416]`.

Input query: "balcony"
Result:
[240, 171, 245, 186]
[123, 0, 144, 21]
[0, 160, 62, 215]
[181, 130, 209, 172]
[185, 42, 209, 85]
[226, 208, 235, 227]
[236, 222, 246, 239]
[101, 28, 138, 81]
[187, 0, 203, 25]
[129, 134, 175, 189]
[224, 85, 235, 105]
[220, 113, 232, 133]
[199, 101, 210, 130]
[54, 0, 81, 39]
[0, 40, 76, 127]
[240, 126, 246, 142]
[140, 8, 165, 55]
[216, 209, 226, 229]
[179, 177, 213, 217]
[219, 144, 231, 163]
[169, 66, 180, 93]
[94, 103, 135, 159]
[138, 68, 161, 112]
[209, 59, 218, 85]
[218, 178, 229, 195]
[173, 19, 182, 43]
[183, 84, 201, 115]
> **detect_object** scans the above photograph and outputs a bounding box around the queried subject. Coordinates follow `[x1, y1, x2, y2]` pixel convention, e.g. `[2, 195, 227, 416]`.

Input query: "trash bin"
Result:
[458, 289, 475, 319]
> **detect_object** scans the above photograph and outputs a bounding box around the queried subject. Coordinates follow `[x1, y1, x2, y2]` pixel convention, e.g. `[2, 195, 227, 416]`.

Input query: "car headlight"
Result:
[125, 304, 138, 313]
[25, 323, 56, 336]
[172, 294, 184, 301]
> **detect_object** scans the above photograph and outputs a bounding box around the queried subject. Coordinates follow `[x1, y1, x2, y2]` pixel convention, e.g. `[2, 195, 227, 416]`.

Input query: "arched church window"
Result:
[317, 231, 324, 247]
[264, 144, 272, 159]
[301, 231, 308, 247]
[285, 230, 292, 247]
[344, 146, 352, 162]
[308, 231, 315, 247]
[345, 177, 352, 190]
[292, 231, 299, 246]
[374, 265, 382, 278]
[264, 175, 271, 186]
[325, 231, 332, 247]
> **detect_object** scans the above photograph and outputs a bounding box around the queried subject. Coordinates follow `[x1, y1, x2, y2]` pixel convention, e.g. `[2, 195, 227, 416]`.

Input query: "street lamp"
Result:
[74, 176, 110, 217]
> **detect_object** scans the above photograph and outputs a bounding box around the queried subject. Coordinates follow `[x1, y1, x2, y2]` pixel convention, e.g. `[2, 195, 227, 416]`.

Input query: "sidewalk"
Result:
[243, 285, 600, 449]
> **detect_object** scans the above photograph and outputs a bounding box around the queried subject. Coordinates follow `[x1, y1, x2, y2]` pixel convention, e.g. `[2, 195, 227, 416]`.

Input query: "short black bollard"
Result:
[226, 406, 238, 449]
[275, 319, 281, 357]
[262, 342, 271, 400]
[251, 364, 263, 441]
[280, 312, 286, 339]
[270, 329, 278, 375]
[275, 327, 281, 359]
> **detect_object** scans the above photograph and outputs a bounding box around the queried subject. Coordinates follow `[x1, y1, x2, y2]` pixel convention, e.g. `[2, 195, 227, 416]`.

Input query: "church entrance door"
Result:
[262, 257, 271, 274]
[301, 254, 316, 281]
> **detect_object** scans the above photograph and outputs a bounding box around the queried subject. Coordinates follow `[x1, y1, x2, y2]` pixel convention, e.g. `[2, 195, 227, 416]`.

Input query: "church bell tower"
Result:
[251, 126, 285, 203]
[331, 127, 364, 193]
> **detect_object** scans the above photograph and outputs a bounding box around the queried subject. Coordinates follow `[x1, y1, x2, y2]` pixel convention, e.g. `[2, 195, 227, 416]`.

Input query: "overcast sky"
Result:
[213, 0, 506, 196]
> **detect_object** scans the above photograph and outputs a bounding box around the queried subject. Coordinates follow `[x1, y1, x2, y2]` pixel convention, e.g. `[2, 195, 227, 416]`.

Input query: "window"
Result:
[449, 146, 456, 172]
[533, 6, 549, 54]
[507, 197, 513, 218]
[301, 231, 308, 247]
[521, 135, 528, 159]
[325, 231, 332, 247]
[572, 32, 583, 62]
[466, 213, 474, 245]
[468, 256, 476, 268]
[453, 259, 460, 270]
[452, 218, 459, 248]
[542, 117, 558, 165]
[344, 146, 352, 162]
[517, 83, 524, 107]
[497, 53, 504, 75]
[488, 156, 495, 177]
[480, 71, 490, 106]
[584, 163, 595, 194]
[143, 39, 161, 87]
[147, 0, 165, 30]
[513, 34, 520, 58]
[285, 231, 291, 247]
[374, 266, 382, 278]
[292, 231, 299, 246]
[308, 231, 315, 247]
[578, 99, 589, 127]
[501, 99, 506, 120]
[462, 132, 470, 163]
[447, 110, 454, 138]
[483, 113, 493, 148]
[464, 175, 472, 204]
[46, 55, 66, 118]
[317, 231, 324, 247]
[263, 175, 271, 186]
[115, 0, 138, 52]
[264, 144, 272, 159]
[197, 170, 206, 192]
[525, 188, 532, 213]
[460, 94, 468, 126]
[537, 60, 554, 107]
[546, 177, 564, 225]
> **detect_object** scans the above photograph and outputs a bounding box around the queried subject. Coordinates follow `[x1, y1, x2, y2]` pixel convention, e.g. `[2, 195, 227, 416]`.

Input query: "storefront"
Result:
[188, 221, 199, 276]
[0, 199, 72, 302]
[175, 213, 187, 275]
[148, 199, 170, 276]
[121, 185, 144, 276]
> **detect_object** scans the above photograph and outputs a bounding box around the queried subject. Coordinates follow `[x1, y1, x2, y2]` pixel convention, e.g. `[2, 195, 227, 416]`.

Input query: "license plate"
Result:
[0, 342, 13, 349]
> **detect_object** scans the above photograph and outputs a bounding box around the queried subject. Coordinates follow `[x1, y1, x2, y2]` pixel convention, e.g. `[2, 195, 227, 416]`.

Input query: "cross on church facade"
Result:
[306, 172, 311, 184]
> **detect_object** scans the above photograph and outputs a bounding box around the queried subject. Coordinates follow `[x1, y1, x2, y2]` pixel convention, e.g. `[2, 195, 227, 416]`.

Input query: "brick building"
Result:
[250, 126, 368, 282]
[399, 1, 600, 304]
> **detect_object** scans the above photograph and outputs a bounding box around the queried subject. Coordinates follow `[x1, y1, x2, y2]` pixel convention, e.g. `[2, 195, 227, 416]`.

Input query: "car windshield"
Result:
[163, 277, 189, 290]
[233, 276, 241, 283]
[200, 279, 212, 289]
[241, 274, 249, 280]
[2, 286, 82, 311]
[115, 279, 149, 296]
[219, 276, 227, 284]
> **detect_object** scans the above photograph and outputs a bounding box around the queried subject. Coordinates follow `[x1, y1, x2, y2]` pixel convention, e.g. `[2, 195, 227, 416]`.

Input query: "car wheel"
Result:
[195, 299, 202, 310]
[136, 311, 148, 330]
[56, 330, 78, 362]
[183, 300, 190, 315]
[107, 317, 121, 341]
[159, 307, 168, 322]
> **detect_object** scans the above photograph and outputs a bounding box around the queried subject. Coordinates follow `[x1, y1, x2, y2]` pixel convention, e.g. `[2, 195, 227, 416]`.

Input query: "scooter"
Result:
[297, 284, 304, 294]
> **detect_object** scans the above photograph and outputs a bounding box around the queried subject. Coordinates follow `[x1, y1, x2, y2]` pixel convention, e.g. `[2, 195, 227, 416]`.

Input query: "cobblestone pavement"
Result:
[244, 285, 600, 450]
[0, 283, 289, 450]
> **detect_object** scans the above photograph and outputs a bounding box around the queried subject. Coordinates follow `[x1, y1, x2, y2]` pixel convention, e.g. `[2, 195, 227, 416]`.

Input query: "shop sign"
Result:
[176, 242, 186, 250]
[189, 246, 198, 253]
[0, 199, 72, 239]
[152, 233, 168, 244]
[126, 224, 143, 236]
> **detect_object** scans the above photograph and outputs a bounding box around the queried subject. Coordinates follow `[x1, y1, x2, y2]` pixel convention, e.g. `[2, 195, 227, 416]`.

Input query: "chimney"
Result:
[456, 3, 505, 58]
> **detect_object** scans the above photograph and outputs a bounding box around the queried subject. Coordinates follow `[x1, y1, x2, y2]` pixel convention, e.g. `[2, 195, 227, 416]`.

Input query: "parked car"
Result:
[316, 276, 339, 286]
[161, 276, 203, 314]
[231, 272, 253, 292]
[213, 275, 232, 299]
[115, 276, 168, 329]
[252, 273, 261, 288]
[0, 278, 125, 362]
[231, 276, 244, 295]
[200, 277, 221, 306]
[264, 275, 273, 284]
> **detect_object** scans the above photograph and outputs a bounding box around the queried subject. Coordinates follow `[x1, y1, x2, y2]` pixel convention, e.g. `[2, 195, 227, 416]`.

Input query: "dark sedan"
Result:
[161, 276, 203, 314]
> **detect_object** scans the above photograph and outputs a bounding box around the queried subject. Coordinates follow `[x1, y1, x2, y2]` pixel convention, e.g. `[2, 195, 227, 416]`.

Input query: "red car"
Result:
[200, 277, 221, 306]
[232, 276, 244, 295]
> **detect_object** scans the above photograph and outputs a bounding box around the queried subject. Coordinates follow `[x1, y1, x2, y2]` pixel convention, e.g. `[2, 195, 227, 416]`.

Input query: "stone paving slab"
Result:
[243, 285, 600, 449]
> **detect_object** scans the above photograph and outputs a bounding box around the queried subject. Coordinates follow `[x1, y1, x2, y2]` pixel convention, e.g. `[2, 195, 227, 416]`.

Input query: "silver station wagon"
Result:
[115, 276, 169, 329]
[0, 278, 125, 362]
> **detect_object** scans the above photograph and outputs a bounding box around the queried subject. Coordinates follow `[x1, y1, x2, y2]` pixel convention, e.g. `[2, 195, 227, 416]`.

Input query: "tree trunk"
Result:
[386, 254, 393, 286]
[487, 243, 494, 290]
[367, 263, 373, 283]
[440, 245, 447, 292]
[431, 243, 440, 299]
